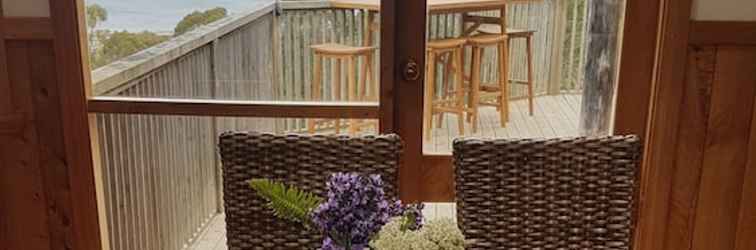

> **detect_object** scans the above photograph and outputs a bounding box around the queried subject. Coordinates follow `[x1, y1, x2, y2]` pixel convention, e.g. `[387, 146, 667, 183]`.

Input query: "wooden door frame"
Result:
[42, 0, 693, 249]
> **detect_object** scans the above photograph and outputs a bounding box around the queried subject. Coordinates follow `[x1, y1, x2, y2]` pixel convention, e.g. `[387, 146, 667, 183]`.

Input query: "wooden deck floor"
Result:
[425, 94, 582, 154]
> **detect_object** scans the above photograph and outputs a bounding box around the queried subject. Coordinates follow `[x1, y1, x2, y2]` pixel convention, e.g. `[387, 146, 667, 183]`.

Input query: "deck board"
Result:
[423, 94, 582, 153]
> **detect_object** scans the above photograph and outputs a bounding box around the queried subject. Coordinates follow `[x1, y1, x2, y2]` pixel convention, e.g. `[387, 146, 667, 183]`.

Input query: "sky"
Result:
[86, 0, 273, 32]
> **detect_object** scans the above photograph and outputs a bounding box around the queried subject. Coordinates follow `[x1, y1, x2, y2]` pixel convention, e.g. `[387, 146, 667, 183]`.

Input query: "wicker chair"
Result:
[218, 132, 403, 250]
[453, 136, 642, 250]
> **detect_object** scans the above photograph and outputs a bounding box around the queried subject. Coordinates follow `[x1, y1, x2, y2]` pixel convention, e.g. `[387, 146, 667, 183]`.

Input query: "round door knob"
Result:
[403, 59, 421, 81]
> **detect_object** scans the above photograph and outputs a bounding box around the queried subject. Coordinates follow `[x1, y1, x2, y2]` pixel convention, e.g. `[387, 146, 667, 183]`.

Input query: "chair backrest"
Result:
[218, 132, 402, 249]
[453, 136, 641, 250]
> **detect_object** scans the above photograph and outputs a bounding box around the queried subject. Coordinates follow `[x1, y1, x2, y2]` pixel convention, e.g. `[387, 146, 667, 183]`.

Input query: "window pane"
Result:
[93, 113, 379, 250]
[423, 0, 622, 154]
[84, 0, 381, 104]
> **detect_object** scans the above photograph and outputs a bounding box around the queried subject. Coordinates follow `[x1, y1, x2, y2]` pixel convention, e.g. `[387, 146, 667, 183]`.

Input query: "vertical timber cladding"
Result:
[1, 0, 103, 249]
[2, 39, 73, 249]
[665, 43, 756, 250]
[688, 46, 756, 250]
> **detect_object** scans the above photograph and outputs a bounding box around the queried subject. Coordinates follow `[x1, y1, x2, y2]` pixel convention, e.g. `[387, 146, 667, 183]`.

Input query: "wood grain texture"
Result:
[420, 155, 454, 201]
[2, 40, 53, 250]
[391, 0, 427, 202]
[689, 21, 756, 46]
[1, 17, 54, 40]
[29, 40, 75, 250]
[663, 46, 715, 250]
[0, 8, 10, 114]
[88, 97, 380, 119]
[735, 93, 756, 250]
[632, 0, 693, 248]
[613, 0, 661, 136]
[49, 0, 105, 249]
[691, 47, 756, 250]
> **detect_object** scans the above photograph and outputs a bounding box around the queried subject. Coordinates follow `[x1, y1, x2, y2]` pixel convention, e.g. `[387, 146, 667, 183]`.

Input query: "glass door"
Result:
[405, 0, 653, 202]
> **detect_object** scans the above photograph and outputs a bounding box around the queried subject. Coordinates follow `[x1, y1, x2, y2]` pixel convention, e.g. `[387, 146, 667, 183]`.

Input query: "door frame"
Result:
[39, 0, 692, 249]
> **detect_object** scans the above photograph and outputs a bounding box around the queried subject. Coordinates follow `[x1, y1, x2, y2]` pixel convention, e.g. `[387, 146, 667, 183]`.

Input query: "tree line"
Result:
[86, 4, 228, 70]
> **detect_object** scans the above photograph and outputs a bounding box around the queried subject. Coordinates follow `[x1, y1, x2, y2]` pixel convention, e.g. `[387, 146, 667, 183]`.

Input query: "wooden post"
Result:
[547, 0, 568, 95]
[580, 0, 622, 136]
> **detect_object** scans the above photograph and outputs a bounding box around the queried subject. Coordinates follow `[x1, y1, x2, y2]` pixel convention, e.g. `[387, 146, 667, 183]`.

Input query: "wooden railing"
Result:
[92, 3, 278, 250]
[90, 1, 589, 250]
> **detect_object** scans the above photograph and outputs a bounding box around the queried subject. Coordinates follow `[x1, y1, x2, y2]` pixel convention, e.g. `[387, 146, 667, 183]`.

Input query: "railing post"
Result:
[547, 0, 567, 95]
[210, 38, 223, 214]
[580, 0, 622, 136]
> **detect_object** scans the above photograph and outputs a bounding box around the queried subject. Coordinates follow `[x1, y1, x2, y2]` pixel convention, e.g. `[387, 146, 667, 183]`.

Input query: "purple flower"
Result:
[312, 173, 403, 249]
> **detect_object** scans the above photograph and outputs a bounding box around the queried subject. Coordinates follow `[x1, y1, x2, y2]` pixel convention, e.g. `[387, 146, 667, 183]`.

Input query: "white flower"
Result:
[370, 218, 465, 250]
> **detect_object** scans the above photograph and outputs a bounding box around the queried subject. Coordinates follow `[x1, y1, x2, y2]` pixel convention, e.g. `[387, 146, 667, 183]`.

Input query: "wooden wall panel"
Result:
[663, 46, 715, 250]
[663, 41, 756, 250]
[691, 46, 756, 250]
[2, 40, 73, 249]
[735, 94, 756, 250]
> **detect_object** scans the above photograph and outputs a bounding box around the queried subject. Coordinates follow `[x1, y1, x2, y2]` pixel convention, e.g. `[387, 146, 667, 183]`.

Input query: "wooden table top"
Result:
[330, 0, 541, 13]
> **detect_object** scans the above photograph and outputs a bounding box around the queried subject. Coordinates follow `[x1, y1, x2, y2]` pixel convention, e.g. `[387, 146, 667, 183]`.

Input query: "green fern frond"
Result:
[249, 179, 322, 224]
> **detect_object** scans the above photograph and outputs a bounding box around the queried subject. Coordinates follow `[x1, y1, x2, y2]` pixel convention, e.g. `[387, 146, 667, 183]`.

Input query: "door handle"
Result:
[402, 58, 421, 81]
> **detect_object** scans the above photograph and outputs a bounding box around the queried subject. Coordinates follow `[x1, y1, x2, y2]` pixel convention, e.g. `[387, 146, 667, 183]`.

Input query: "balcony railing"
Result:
[91, 1, 589, 250]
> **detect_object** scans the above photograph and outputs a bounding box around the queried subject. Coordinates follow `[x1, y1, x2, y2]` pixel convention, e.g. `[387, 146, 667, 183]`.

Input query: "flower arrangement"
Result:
[250, 173, 426, 250]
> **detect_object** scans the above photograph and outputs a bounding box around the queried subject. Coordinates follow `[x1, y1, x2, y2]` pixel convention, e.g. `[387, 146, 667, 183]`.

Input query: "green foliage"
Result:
[249, 179, 322, 224]
[90, 30, 169, 69]
[400, 212, 418, 232]
[85, 4, 170, 70]
[86, 4, 108, 31]
[173, 7, 228, 36]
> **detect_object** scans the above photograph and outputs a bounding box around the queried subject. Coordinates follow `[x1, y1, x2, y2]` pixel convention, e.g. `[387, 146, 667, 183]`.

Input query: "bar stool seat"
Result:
[427, 38, 467, 49]
[424, 38, 470, 140]
[311, 43, 376, 55]
[467, 34, 508, 45]
[477, 24, 536, 116]
[308, 43, 377, 135]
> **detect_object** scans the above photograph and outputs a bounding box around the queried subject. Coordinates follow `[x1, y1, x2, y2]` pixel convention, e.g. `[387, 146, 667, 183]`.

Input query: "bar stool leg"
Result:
[470, 47, 481, 133]
[347, 56, 358, 135]
[454, 48, 465, 135]
[526, 35, 534, 116]
[498, 40, 509, 127]
[424, 51, 436, 140]
[438, 52, 454, 129]
[333, 59, 342, 134]
[308, 53, 322, 134]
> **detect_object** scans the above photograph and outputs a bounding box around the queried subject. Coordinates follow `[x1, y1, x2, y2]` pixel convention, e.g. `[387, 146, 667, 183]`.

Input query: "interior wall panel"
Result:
[1, 40, 59, 250]
[691, 46, 756, 250]
[666, 43, 756, 250]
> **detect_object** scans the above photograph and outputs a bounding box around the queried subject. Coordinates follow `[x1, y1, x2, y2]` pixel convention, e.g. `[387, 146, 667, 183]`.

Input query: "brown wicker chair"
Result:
[218, 132, 402, 250]
[453, 136, 641, 250]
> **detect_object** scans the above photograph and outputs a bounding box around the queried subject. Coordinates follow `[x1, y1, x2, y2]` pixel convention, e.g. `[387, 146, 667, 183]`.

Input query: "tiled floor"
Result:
[189, 204, 457, 250]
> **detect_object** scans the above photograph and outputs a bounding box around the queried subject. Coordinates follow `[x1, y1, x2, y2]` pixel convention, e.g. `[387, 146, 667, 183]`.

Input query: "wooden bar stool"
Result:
[308, 43, 376, 135]
[478, 24, 536, 116]
[467, 34, 509, 128]
[424, 38, 469, 140]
